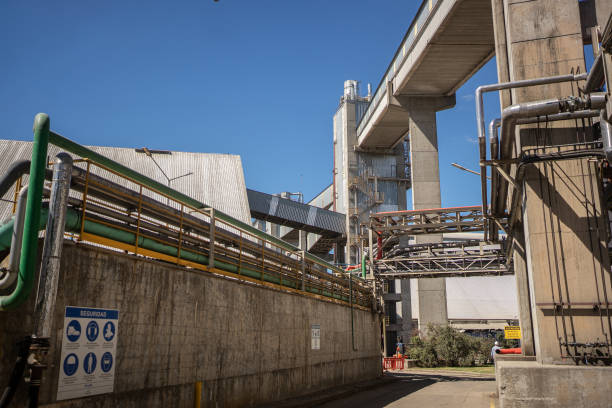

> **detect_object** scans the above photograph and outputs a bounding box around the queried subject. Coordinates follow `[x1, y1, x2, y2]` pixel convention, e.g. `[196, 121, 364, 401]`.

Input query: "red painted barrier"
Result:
[383, 357, 404, 370]
[496, 347, 522, 354]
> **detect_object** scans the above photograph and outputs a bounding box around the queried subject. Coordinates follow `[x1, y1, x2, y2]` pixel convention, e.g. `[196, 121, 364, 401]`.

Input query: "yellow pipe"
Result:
[194, 381, 202, 408]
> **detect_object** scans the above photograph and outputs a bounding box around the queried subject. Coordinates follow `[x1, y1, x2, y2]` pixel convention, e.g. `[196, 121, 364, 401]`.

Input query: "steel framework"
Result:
[375, 241, 511, 278]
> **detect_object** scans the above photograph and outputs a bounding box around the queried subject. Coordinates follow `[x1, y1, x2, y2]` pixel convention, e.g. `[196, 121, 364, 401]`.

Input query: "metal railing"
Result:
[0, 117, 374, 310]
[356, 0, 441, 137]
[58, 160, 373, 309]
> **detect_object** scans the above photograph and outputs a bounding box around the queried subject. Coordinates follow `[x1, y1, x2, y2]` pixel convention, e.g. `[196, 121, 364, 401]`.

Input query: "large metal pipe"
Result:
[495, 96, 606, 216]
[33, 153, 73, 338]
[0, 160, 30, 203]
[0, 114, 50, 311]
[0, 187, 28, 289]
[601, 111, 612, 162]
[475, 73, 587, 224]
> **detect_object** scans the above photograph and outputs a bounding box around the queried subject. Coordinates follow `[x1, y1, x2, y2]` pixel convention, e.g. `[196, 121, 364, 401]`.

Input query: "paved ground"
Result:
[316, 370, 498, 408]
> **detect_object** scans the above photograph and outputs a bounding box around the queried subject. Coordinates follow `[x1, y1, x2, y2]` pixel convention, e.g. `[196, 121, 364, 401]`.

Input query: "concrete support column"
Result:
[500, 0, 612, 363]
[399, 279, 412, 341]
[404, 95, 455, 334]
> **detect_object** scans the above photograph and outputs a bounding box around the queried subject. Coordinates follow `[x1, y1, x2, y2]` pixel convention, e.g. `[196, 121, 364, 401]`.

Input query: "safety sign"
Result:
[504, 325, 521, 340]
[57, 306, 119, 401]
[311, 324, 321, 350]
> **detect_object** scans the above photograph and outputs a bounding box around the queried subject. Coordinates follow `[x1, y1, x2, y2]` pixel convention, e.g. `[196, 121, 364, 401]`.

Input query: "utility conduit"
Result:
[0, 207, 352, 305]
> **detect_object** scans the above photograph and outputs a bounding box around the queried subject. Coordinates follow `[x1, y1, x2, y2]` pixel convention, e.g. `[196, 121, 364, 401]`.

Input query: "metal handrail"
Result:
[69, 160, 372, 307]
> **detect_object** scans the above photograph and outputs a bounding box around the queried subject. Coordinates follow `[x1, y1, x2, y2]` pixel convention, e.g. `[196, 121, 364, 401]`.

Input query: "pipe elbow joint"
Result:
[32, 113, 50, 134]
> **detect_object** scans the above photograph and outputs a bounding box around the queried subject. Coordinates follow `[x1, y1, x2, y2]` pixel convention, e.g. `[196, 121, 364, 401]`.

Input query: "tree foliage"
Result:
[408, 324, 494, 367]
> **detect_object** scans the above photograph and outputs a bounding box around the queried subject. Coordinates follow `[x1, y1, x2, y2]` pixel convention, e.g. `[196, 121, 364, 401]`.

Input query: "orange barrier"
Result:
[496, 347, 522, 354]
[383, 357, 404, 370]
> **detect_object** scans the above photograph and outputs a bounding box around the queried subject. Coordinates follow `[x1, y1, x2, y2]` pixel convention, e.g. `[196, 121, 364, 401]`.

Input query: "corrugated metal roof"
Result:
[0, 140, 251, 225]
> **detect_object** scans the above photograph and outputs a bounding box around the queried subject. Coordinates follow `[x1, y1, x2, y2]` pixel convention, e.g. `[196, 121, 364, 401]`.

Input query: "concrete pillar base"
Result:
[496, 357, 612, 408]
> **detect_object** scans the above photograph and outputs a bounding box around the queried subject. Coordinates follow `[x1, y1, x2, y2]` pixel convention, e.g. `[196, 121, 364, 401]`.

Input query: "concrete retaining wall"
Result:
[0, 242, 381, 407]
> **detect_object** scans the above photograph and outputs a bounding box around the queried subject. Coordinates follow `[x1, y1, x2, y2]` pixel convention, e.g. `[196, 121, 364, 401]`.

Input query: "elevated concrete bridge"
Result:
[357, 0, 495, 148]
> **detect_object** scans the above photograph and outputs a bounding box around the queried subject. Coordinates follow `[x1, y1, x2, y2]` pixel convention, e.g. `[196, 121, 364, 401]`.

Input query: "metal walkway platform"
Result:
[369, 207, 512, 278]
[375, 240, 511, 278]
[247, 189, 345, 237]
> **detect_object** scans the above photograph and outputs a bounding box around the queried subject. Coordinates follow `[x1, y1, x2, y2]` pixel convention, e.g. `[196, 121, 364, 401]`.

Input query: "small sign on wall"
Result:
[311, 324, 321, 350]
[57, 306, 119, 401]
[504, 326, 521, 339]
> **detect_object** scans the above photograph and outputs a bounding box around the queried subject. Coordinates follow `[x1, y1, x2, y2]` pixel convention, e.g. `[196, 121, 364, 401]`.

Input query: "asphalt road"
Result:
[316, 371, 497, 408]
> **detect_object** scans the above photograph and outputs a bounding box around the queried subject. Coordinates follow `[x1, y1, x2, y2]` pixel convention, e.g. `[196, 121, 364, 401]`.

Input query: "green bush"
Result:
[408, 324, 494, 367]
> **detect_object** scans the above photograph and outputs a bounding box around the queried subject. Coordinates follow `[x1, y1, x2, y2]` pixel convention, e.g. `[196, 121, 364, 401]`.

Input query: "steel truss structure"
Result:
[375, 240, 511, 278]
[368, 207, 512, 278]
[369, 206, 489, 236]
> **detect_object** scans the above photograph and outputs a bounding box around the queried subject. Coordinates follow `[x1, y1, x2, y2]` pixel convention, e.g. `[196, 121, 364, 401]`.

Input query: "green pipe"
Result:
[0, 114, 50, 311]
[361, 252, 367, 279]
[0, 208, 351, 304]
[49, 130, 345, 275]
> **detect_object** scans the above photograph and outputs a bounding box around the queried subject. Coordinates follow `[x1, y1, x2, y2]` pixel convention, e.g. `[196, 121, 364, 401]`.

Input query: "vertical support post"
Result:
[260, 237, 265, 281]
[301, 251, 306, 291]
[238, 231, 243, 276]
[177, 204, 184, 265]
[33, 153, 73, 338]
[208, 208, 215, 269]
[11, 176, 22, 214]
[79, 161, 91, 240]
[134, 185, 143, 255]
[368, 226, 374, 279]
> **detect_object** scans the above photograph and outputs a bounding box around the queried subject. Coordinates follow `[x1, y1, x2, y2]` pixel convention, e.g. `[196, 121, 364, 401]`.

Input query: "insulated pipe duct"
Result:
[33, 153, 73, 338]
[0, 187, 28, 289]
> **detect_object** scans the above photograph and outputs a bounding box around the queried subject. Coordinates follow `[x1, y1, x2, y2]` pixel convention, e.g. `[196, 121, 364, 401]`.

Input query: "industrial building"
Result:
[1, 0, 612, 407]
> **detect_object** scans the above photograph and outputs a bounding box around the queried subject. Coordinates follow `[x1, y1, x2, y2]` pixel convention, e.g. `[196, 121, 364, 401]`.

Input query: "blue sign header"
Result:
[65, 306, 119, 320]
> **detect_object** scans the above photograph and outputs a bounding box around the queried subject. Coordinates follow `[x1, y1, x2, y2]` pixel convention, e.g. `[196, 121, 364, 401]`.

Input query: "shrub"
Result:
[408, 324, 493, 367]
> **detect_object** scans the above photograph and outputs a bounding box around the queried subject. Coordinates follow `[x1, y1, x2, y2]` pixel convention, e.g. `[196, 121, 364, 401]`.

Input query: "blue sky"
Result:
[1, 0, 504, 208]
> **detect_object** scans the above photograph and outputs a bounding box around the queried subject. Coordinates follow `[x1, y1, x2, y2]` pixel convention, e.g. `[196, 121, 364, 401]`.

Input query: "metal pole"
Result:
[33, 153, 73, 338]
[301, 251, 306, 291]
[208, 209, 215, 268]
